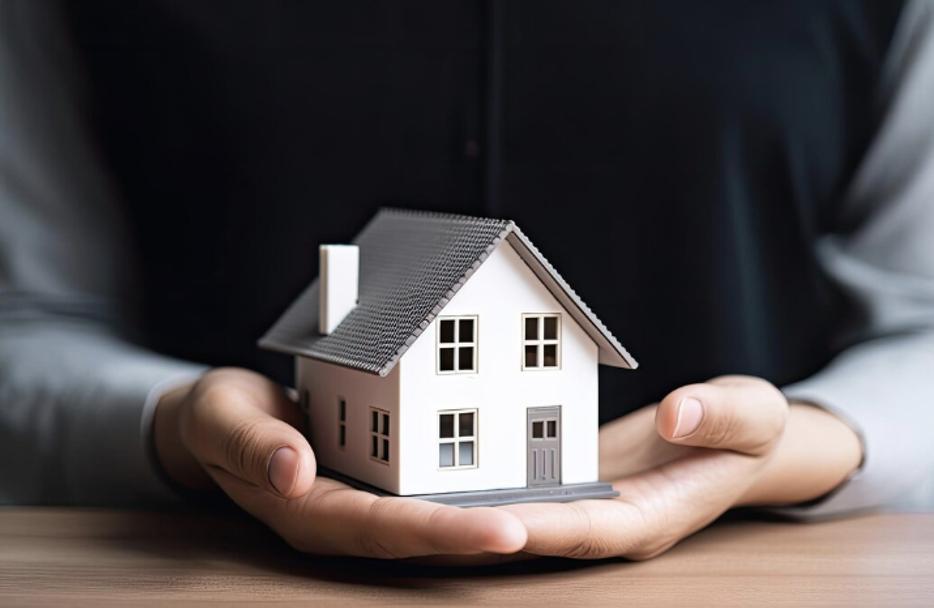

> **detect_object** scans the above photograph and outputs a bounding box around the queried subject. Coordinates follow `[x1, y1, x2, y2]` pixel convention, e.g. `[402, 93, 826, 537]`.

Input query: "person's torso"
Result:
[64, 0, 904, 420]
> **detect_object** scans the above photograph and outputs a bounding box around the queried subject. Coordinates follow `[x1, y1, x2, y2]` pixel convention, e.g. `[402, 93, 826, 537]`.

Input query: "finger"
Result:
[598, 405, 695, 480]
[182, 369, 316, 498]
[505, 449, 759, 560]
[214, 474, 528, 559]
[655, 375, 788, 456]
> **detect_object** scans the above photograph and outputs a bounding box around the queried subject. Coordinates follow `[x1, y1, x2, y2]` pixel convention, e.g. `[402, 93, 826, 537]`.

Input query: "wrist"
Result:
[737, 402, 863, 507]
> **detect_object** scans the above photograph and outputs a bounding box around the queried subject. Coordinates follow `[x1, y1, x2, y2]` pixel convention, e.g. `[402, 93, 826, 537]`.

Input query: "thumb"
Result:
[655, 376, 788, 456]
[182, 369, 316, 498]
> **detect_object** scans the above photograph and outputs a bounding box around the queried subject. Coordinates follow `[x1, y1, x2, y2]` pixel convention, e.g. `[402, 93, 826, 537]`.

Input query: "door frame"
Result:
[527, 405, 562, 486]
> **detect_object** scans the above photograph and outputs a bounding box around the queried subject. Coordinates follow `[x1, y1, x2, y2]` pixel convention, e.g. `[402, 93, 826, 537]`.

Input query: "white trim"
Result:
[436, 315, 479, 374]
[521, 313, 562, 370]
[438, 409, 478, 470]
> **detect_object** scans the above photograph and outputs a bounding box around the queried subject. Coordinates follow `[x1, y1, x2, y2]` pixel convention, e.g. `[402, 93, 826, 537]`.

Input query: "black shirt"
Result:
[64, 0, 904, 422]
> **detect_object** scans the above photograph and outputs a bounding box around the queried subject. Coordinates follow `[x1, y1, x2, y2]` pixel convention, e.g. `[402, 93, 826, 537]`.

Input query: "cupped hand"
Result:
[502, 375, 861, 560]
[153, 368, 527, 559]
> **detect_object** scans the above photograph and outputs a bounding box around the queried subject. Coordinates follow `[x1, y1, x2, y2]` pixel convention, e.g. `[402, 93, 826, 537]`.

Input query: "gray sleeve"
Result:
[0, 3, 205, 505]
[777, 0, 934, 517]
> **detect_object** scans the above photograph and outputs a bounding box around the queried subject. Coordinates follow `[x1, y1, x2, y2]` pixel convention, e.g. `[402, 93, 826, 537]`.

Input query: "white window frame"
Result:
[522, 313, 562, 370]
[337, 396, 347, 450]
[368, 407, 390, 464]
[438, 409, 478, 470]
[436, 315, 478, 374]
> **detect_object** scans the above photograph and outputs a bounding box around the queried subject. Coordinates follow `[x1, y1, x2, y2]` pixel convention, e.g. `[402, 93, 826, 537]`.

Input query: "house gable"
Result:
[396, 240, 600, 495]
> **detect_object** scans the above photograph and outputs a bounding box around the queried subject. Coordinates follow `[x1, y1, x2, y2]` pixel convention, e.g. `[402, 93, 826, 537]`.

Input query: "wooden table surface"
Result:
[1, 508, 932, 607]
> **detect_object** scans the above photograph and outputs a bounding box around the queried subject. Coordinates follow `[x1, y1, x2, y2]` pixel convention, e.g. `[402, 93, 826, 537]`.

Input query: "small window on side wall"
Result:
[337, 397, 347, 449]
[522, 314, 561, 370]
[437, 316, 478, 374]
[369, 407, 390, 464]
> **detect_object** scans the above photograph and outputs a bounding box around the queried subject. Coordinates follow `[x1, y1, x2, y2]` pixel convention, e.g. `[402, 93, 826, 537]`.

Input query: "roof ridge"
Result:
[377, 206, 512, 226]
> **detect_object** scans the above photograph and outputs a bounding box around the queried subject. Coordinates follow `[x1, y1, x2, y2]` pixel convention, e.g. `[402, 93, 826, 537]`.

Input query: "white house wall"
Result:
[398, 241, 600, 496]
[296, 357, 400, 494]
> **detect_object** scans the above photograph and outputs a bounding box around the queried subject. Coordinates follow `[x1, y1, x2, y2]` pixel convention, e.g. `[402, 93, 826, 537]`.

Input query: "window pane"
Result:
[459, 412, 474, 438]
[532, 421, 544, 439]
[382, 438, 389, 461]
[459, 318, 474, 343]
[339, 425, 346, 447]
[339, 400, 346, 421]
[525, 316, 538, 340]
[371, 435, 378, 458]
[543, 344, 558, 367]
[459, 441, 474, 466]
[382, 413, 390, 435]
[547, 420, 557, 438]
[440, 319, 456, 343]
[439, 347, 455, 371]
[544, 316, 558, 340]
[525, 344, 538, 368]
[439, 414, 455, 438]
[371, 411, 378, 432]
[458, 346, 474, 371]
[439, 443, 454, 467]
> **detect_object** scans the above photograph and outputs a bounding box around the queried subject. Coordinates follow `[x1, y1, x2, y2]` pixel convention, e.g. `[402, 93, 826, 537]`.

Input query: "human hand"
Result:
[153, 368, 527, 559]
[502, 376, 862, 560]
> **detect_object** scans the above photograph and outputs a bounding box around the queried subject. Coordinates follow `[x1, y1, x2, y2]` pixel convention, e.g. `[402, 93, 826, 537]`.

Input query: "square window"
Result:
[459, 441, 474, 466]
[459, 412, 474, 438]
[547, 420, 557, 438]
[440, 414, 455, 438]
[439, 347, 455, 371]
[523, 314, 561, 370]
[532, 421, 544, 439]
[439, 443, 454, 467]
[459, 318, 474, 342]
[543, 344, 558, 367]
[525, 316, 538, 340]
[438, 410, 478, 469]
[544, 316, 558, 340]
[440, 319, 456, 343]
[437, 316, 479, 375]
[458, 346, 474, 371]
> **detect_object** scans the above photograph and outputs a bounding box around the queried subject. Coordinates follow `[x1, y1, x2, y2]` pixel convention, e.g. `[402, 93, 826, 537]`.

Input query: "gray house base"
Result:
[319, 468, 619, 507]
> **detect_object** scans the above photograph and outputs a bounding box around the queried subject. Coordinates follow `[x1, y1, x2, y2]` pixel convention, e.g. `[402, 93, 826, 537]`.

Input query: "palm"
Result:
[211, 464, 528, 559]
[501, 378, 789, 560]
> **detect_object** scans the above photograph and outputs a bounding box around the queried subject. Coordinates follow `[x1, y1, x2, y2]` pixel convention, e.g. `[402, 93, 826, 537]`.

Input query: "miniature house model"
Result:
[260, 209, 637, 506]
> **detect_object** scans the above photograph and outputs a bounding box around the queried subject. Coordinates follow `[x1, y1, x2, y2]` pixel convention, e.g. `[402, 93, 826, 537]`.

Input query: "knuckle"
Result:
[222, 418, 266, 479]
[561, 505, 613, 559]
[356, 498, 402, 559]
[702, 409, 734, 449]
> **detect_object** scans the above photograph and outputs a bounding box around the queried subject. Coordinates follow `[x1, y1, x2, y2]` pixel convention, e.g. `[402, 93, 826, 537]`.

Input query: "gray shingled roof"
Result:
[259, 208, 637, 376]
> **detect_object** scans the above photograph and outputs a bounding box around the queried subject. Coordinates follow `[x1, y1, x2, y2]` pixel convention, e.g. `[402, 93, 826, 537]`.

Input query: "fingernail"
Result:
[268, 447, 298, 496]
[673, 397, 704, 438]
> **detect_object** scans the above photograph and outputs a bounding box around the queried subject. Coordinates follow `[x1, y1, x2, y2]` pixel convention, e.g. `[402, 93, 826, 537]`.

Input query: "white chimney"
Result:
[319, 244, 359, 335]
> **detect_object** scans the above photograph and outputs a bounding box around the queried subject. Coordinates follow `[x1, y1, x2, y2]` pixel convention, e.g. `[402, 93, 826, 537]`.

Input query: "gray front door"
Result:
[527, 406, 561, 486]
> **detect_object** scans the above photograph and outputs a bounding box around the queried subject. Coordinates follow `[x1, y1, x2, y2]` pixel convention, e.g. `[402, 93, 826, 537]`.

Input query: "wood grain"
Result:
[1, 509, 932, 607]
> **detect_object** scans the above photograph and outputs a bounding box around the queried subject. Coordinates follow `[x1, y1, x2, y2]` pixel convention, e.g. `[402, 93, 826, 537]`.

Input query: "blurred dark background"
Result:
[62, 0, 902, 421]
